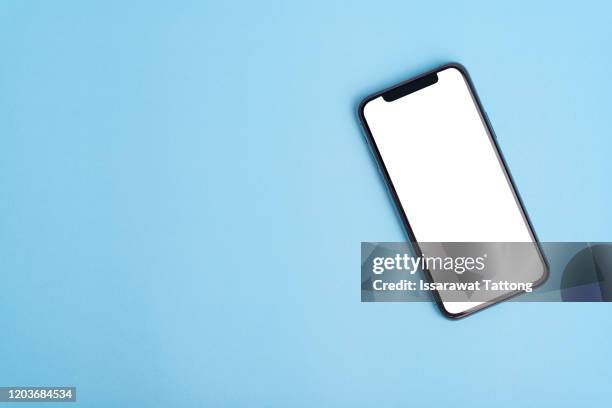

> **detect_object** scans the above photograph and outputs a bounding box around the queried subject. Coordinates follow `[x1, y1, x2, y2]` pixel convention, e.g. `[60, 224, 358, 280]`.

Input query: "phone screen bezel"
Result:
[358, 62, 549, 319]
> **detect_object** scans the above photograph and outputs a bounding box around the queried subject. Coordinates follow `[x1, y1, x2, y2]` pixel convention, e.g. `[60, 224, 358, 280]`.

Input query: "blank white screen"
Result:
[363, 67, 533, 243]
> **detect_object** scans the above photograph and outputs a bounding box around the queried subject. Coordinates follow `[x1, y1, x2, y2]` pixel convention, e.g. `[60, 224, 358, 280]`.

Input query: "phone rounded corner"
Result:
[440, 62, 469, 75]
[533, 262, 551, 289]
[438, 304, 468, 320]
[437, 63, 476, 86]
[357, 93, 377, 124]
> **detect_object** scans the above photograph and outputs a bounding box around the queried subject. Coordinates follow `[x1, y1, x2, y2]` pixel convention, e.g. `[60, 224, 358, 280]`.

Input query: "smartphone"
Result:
[358, 63, 548, 318]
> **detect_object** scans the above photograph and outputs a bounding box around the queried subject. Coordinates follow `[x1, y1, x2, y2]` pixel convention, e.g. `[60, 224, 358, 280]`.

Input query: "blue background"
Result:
[1, 1, 611, 406]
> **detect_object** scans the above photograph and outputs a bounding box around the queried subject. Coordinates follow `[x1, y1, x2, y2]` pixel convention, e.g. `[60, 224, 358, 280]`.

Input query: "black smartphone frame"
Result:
[357, 62, 549, 319]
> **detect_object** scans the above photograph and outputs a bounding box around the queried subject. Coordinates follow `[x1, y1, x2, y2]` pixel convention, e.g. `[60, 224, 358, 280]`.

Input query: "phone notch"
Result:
[381, 72, 439, 102]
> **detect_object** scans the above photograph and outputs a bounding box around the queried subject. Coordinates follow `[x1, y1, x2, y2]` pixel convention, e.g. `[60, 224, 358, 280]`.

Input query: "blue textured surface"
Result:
[1, 1, 611, 406]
